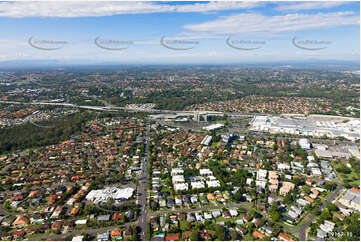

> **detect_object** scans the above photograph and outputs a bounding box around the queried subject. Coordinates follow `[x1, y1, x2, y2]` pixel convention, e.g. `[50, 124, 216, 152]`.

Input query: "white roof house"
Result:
[229, 209, 238, 217]
[191, 195, 198, 203]
[256, 169, 267, 180]
[320, 223, 334, 233]
[278, 163, 291, 170]
[174, 183, 188, 191]
[75, 219, 87, 225]
[195, 213, 204, 222]
[296, 198, 310, 207]
[307, 155, 315, 162]
[212, 210, 221, 218]
[153, 170, 161, 176]
[200, 169, 213, 176]
[175, 197, 182, 205]
[172, 175, 185, 184]
[191, 181, 205, 189]
[307, 162, 318, 168]
[290, 206, 302, 215]
[287, 210, 299, 219]
[72, 236, 84, 241]
[171, 168, 184, 176]
[66, 198, 76, 206]
[311, 168, 322, 176]
[256, 180, 266, 188]
[206, 180, 221, 188]
[204, 212, 212, 220]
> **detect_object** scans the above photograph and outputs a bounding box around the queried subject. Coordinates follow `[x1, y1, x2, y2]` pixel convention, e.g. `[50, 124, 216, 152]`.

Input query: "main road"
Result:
[137, 119, 150, 240]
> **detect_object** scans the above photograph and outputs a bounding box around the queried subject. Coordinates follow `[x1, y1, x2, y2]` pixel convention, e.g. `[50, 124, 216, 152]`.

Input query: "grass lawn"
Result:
[215, 213, 245, 224]
[160, 187, 172, 193]
[243, 233, 254, 240]
[332, 161, 360, 187]
[179, 220, 188, 231]
[211, 141, 221, 147]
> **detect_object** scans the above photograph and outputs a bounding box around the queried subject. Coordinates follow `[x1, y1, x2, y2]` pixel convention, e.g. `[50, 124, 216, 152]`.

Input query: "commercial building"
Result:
[201, 135, 212, 146]
[250, 115, 359, 141]
[202, 123, 225, 131]
[221, 133, 235, 145]
[338, 189, 360, 211]
[86, 187, 134, 204]
[299, 138, 311, 149]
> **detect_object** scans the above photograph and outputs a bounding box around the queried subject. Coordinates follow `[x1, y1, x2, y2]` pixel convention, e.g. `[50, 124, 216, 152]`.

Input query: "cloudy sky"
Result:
[0, 1, 359, 64]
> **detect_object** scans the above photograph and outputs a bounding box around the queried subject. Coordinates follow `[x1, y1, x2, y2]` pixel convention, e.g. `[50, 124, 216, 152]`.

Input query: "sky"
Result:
[0, 1, 359, 64]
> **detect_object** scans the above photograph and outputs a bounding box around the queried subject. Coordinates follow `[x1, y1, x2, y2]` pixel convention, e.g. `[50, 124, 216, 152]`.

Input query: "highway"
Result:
[0, 100, 222, 115]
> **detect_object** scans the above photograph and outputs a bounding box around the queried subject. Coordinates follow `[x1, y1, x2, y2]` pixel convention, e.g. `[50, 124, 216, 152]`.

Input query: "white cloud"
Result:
[174, 1, 260, 13]
[183, 11, 360, 36]
[275, 1, 352, 11]
[0, 1, 261, 18]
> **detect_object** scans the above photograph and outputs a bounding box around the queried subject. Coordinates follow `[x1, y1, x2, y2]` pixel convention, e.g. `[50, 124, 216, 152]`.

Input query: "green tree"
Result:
[271, 211, 281, 222]
[320, 208, 331, 222]
[326, 202, 338, 212]
[190, 230, 199, 241]
[215, 225, 226, 241]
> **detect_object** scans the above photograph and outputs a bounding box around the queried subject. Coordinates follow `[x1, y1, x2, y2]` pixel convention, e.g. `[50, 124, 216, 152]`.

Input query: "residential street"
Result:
[292, 183, 344, 241]
[31, 222, 138, 241]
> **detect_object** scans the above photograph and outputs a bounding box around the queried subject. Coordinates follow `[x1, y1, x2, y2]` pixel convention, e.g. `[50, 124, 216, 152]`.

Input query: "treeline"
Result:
[0, 111, 95, 154]
[116, 89, 239, 111]
[110, 83, 358, 113]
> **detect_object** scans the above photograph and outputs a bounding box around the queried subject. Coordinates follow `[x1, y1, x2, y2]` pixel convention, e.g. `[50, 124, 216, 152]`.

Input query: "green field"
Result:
[332, 160, 360, 187]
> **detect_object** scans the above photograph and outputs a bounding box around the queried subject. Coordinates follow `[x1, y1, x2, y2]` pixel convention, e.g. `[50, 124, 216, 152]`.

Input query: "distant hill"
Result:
[0, 59, 359, 71]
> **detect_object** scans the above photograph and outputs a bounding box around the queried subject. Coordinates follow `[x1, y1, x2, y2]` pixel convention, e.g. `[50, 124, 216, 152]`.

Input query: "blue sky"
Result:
[0, 1, 359, 64]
